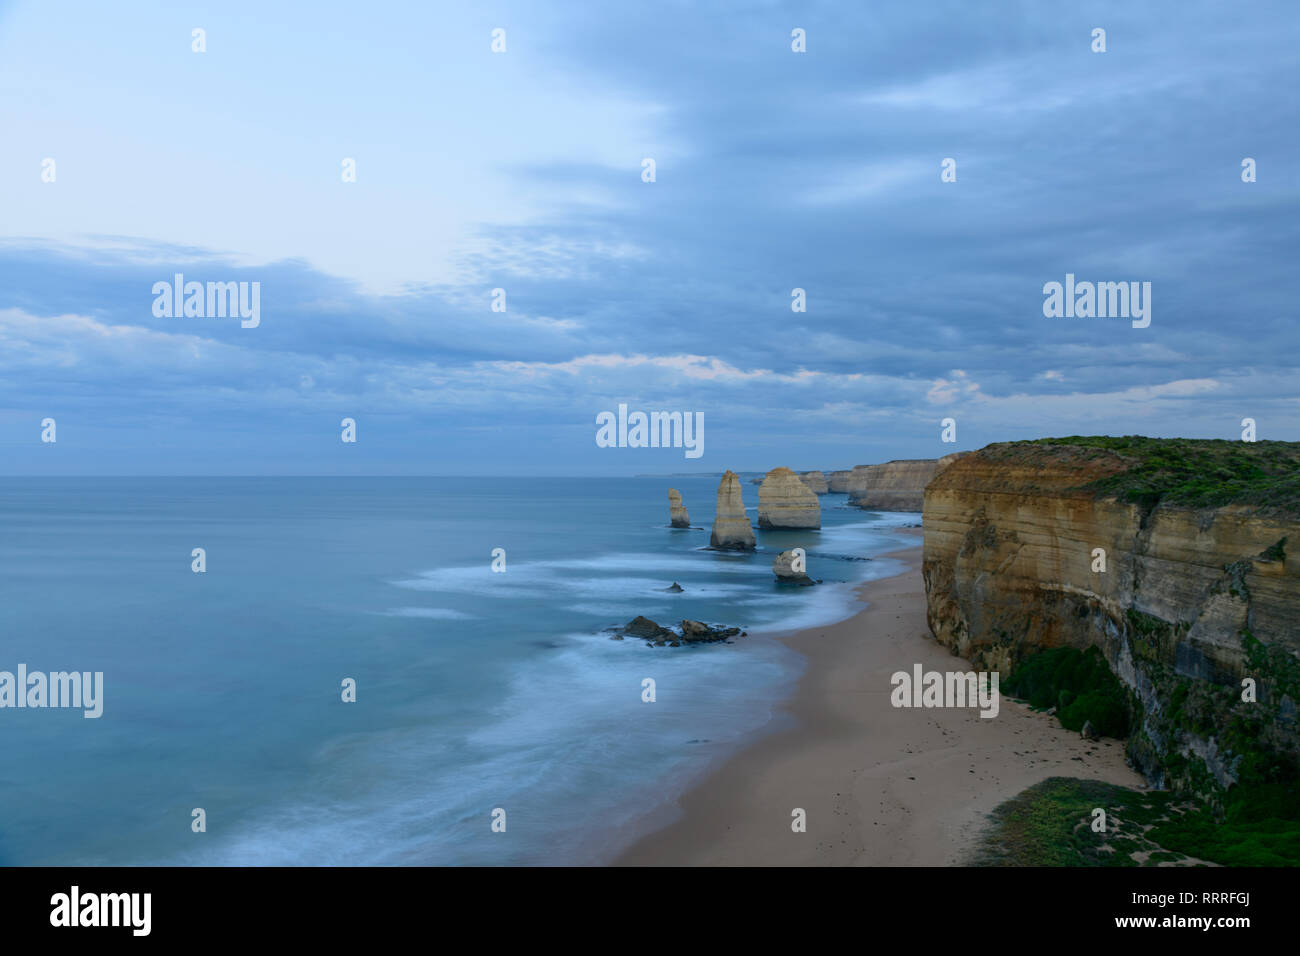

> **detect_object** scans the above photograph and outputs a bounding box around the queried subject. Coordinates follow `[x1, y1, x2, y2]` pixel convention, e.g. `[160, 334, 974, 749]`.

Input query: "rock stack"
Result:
[709, 470, 756, 550]
[773, 549, 816, 586]
[668, 488, 690, 528]
[757, 467, 821, 529]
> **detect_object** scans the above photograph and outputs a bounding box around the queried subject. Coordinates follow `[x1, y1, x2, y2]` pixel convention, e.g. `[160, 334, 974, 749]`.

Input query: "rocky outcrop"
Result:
[773, 549, 815, 586]
[847, 455, 965, 511]
[922, 439, 1300, 798]
[668, 488, 690, 528]
[618, 616, 672, 641]
[799, 471, 829, 494]
[757, 467, 821, 529]
[680, 619, 743, 643]
[710, 470, 756, 550]
[611, 616, 743, 646]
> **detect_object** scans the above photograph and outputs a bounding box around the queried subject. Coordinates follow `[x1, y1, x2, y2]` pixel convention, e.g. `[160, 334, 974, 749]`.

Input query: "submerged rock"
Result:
[663, 582, 685, 592]
[757, 467, 821, 529]
[668, 488, 691, 528]
[710, 470, 756, 550]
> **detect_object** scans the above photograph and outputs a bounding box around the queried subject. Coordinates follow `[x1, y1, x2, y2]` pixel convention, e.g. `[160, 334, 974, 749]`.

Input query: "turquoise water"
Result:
[0, 477, 917, 865]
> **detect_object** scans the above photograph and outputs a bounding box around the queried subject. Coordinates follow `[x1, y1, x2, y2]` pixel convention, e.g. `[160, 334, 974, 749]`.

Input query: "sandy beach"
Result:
[616, 532, 1148, 866]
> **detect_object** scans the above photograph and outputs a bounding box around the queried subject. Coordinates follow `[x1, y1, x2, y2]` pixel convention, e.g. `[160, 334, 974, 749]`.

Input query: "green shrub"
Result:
[1004, 646, 1131, 738]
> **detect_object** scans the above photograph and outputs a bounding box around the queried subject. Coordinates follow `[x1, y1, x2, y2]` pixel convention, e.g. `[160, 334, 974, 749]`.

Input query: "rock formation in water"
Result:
[773, 549, 816, 586]
[710, 470, 756, 550]
[757, 467, 821, 529]
[668, 488, 690, 528]
[680, 619, 743, 643]
[922, 438, 1300, 797]
[618, 616, 673, 641]
[845, 455, 966, 511]
[799, 470, 830, 494]
[611, 615, 743, 646]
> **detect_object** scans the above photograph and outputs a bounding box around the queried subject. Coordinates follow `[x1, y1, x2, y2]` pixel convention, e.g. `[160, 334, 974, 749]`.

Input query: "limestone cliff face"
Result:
[710, 470, 756, 550]
[668, 488, 690, 528]
[922, 441, 1300, 793]
[847, 458, 950, 511]
[800, 471, 830, 494]
[757, 467, 821, 529]
[828, 469, 859, 493]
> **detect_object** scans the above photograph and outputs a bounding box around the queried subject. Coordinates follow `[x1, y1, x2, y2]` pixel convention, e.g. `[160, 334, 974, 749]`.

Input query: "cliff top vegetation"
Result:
[1003, 436, 1300, 515]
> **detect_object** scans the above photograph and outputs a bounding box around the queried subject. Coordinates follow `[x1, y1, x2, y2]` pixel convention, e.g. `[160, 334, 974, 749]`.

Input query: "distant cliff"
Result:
[799, 470, 829, 494]
[922, 438, 1300, 798]
[845, 455, 963, 511]
[827, 469, 860, 493]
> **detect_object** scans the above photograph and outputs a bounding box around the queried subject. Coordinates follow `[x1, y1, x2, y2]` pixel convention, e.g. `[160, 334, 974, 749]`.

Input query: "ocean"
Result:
[0, 477, 918, 865]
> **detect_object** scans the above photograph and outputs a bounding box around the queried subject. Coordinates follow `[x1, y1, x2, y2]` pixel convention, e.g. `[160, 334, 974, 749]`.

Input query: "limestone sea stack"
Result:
[799, 470, 830, 494]
[709, 470, 756, 550]
[668, 488, 690, 528]
[757, 467, 821, 529]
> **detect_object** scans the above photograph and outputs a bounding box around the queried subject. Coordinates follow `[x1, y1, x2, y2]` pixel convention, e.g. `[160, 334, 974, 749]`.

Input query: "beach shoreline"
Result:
[615, 532, 1148, 866]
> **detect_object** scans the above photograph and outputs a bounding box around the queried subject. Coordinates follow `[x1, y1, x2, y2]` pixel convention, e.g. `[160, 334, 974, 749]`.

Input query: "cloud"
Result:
[0, 1, 1296, 472]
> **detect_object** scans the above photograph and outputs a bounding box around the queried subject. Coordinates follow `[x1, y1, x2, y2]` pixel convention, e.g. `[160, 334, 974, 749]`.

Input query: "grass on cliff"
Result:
[974, 777, 1300, 867]
[1003, 646, 1132, 738]
[1017, 436, 1300, 514]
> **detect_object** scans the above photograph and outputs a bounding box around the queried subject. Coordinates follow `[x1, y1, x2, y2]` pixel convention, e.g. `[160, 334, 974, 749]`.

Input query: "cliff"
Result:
[710, 470, 756, 550]
[667, 488, 690, 528]
[847, 457, 962, 511]
[799, 471, 829, 494]
[828, 469, 860, 493]
[922, 437, 1300, 797]
[757, 467, 821, 529]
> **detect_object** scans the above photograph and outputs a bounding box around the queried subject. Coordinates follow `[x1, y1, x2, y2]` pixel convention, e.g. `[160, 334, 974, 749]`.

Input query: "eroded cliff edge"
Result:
[922, 437, 1300, 799]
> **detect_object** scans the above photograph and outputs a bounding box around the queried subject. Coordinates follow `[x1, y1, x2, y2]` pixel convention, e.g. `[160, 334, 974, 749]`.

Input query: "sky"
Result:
[0, 0, 1297, 475]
